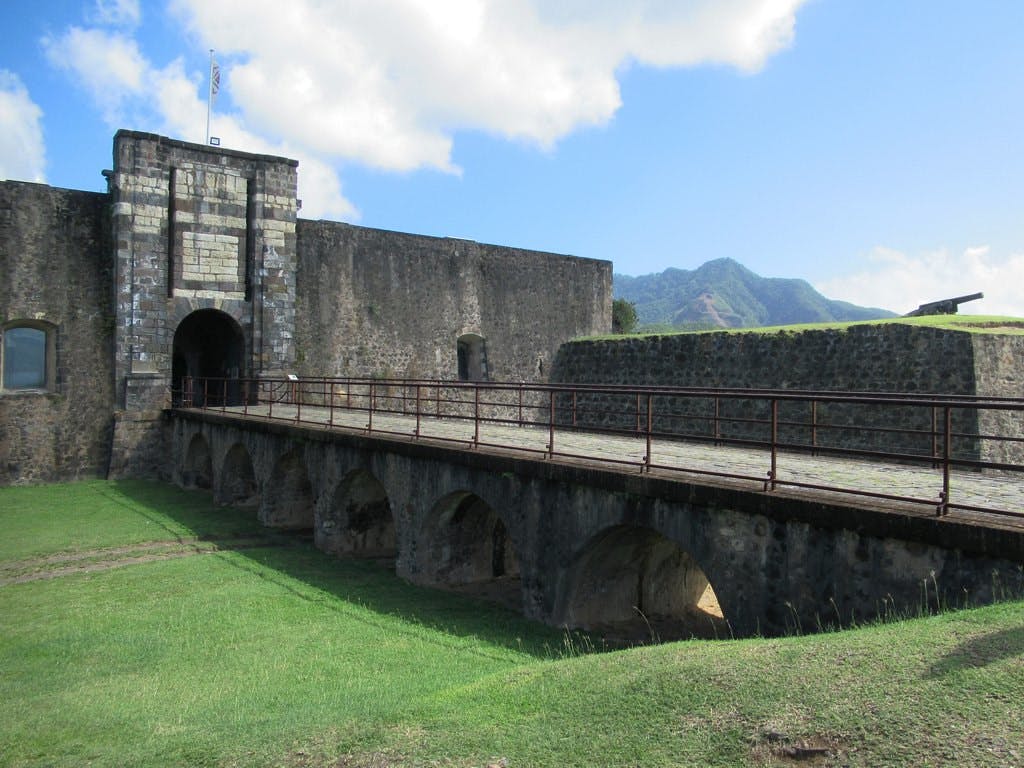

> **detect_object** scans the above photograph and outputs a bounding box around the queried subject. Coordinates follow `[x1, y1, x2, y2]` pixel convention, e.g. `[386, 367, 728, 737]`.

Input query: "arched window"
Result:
[1, 321, 55, 392]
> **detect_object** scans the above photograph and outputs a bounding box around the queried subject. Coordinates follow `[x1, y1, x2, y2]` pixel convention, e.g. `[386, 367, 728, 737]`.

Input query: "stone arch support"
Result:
[217, 441, 259, 508]
[261, 447, 315, 529]
[550, 524, 723, 641]
[316, 468, 396, 558]
[182, 433, 213, 490]
[417, 490, 521, 587]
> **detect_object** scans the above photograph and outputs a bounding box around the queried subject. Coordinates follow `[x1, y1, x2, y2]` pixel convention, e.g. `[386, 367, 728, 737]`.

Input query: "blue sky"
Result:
[2, 0, 1022, 316]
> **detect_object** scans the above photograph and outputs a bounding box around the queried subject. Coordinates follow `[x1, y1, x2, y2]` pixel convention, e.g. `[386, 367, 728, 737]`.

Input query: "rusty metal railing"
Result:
[175, 376, 1024, 520]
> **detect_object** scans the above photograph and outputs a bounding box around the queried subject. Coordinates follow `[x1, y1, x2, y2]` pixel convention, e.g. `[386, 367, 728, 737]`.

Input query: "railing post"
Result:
[938, 405, 951, 516]
[295, 379, 302, 423]
[222, 379, 228, 412]
[547, 390, 556, 458]
[518, 381, 524, 426]
[931, 406, 940, 469]
[769, 398, 778, 491]
[329, 380, 335, 429]
[714, 396, 721, 445]
[811, 400, 818, 455]
[415, 384, 421, 438]
[203, 379, 209, 411]
[473, 384, 480, 447]
[572, 390, 577, 428]
[367, 381, 375, 433]
[644, 393, 653, 473]
[635, 393, 642, 435]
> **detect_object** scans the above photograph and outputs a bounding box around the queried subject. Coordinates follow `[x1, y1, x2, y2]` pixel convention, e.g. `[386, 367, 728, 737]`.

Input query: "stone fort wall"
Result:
[0, 182, 115, 483]
[549, 323, 1024, 462]
[0, 131, 612, 485]
[294, 222, 611, 382]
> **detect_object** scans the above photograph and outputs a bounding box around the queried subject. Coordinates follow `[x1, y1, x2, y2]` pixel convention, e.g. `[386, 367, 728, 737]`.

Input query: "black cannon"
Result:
[904, 292, 983, 317]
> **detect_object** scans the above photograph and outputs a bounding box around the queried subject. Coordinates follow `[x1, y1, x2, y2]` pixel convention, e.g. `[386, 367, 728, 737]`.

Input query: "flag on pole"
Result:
[211, 57, 220, 102]
[206, 50, 219, 144]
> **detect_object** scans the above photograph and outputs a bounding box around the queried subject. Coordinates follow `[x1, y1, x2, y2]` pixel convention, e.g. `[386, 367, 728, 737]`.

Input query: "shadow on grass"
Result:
[926, 625, 1024, 678]
[111, 479, 588, 660]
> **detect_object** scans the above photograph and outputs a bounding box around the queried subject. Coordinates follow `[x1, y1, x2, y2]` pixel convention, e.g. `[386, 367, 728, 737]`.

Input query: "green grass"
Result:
[581, 314, 1024, 341]
[1, 480, 1022, 767]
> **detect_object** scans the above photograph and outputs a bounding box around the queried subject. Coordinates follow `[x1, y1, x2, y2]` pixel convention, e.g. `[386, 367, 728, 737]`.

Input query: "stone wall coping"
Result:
[296, 218, 612, 268]
[114, 129, 299, 168]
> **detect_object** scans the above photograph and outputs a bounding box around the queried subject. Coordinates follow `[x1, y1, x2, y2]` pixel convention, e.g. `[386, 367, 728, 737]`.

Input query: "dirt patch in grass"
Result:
[0, 534, 298, 585]
[749, 724, 847, 767]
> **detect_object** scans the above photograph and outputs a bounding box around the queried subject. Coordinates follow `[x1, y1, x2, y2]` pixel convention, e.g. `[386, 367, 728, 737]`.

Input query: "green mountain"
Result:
[614, 258, 896, 330]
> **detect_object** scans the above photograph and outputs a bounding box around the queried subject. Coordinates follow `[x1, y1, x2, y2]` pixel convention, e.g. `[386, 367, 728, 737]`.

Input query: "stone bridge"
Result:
[171, 408, 1024, 639]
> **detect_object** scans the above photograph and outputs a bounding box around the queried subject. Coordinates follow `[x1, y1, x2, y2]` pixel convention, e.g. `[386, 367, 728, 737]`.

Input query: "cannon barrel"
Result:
[904, 292, 983, 317]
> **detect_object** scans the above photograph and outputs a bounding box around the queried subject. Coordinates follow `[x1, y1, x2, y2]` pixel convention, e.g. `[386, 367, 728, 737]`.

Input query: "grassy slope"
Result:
[584, 314, 1024, 341]
[1, 480, 1022, 767]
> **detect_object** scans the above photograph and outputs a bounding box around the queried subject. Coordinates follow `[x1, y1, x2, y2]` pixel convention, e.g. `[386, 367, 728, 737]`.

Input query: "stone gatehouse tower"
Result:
[0, 130, 612, 485]
[110, 131, 299, 411]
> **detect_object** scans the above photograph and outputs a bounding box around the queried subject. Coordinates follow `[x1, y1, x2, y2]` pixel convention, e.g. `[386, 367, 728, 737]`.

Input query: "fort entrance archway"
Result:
[172, 309, 245, 405]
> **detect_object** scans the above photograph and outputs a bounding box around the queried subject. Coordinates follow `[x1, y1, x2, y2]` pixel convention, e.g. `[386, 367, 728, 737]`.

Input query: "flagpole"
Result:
[205, 49, 214, 145]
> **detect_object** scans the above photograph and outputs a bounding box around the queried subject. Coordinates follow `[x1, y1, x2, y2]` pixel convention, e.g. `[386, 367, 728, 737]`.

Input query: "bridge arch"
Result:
[553, 524, 726, 641]
[217, 442, 258, 507]
[182, 433, 213, 490]
[261, 449, 315, 529]
[316, 468, 396, 558]
[419, 490, 520, 594]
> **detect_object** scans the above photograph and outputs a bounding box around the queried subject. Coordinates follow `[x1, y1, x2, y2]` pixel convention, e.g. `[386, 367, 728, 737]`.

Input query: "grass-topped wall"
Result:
[550, 318, 1024, 463]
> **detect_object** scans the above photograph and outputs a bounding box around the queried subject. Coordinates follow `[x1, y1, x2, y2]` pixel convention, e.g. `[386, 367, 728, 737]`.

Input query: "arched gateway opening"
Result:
[556, 525, 727, 644]
[172, 309, 245, 405]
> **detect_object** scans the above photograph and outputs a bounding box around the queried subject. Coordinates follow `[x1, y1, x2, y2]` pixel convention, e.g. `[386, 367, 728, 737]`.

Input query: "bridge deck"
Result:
[196, 404, 1024, 531]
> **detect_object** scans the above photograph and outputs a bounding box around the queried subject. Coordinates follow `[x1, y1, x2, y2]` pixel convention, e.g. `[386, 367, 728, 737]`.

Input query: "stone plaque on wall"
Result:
[172, 166, 247, 299]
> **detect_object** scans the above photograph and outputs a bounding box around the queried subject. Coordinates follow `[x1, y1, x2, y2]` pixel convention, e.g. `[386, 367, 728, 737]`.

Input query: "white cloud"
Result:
[42, 27, 147, 125]
[42, 26, 357, 219]
[170, 0, 806, 168]
[90, 0, 142, 27]
[815, 246, 1024, 317]
[45, 0, 806, 219]
[0, 71, 46, 183]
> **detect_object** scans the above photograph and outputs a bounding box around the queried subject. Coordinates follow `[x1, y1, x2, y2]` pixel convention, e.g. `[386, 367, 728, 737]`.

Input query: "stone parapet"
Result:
[550, 324, 1024, 462]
